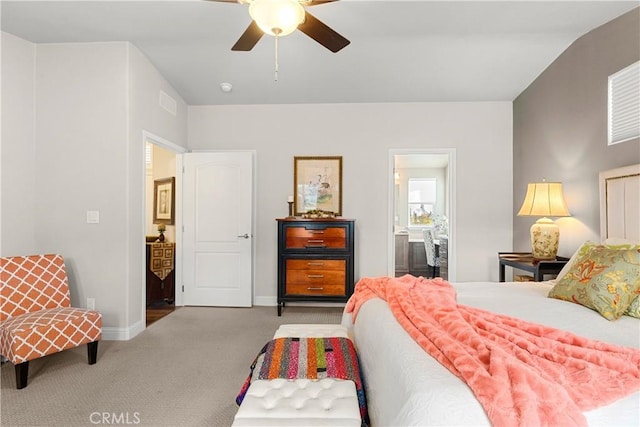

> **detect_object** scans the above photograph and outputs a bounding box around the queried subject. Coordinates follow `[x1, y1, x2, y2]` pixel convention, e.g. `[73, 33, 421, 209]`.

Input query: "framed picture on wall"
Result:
[294, 156, 342, 216]
[153, 177, 175, 225]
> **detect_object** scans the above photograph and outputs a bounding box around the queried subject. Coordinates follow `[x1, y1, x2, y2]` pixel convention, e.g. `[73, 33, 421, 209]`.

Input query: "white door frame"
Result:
[142, 130, 187, 315]
[388, 148, 457, 281]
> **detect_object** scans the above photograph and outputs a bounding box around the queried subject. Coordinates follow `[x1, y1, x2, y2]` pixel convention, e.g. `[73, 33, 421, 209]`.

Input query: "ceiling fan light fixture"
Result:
[249, 0, 305, 37]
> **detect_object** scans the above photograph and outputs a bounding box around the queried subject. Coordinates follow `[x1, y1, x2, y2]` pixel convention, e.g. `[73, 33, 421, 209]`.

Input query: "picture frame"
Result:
[153, 177, 175, 225]
[294, 156, 342, 216]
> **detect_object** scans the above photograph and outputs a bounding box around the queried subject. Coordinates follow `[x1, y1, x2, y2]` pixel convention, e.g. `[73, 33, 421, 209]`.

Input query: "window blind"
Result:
[145, 143, 153, 170]
[608, 61, 640, 145]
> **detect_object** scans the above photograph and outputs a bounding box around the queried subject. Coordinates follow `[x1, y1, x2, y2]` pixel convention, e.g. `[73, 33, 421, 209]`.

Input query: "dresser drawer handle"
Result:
[307, 287, 324, 291]
[307, 262, 324, 266]
[308, 230, 325, 234]
[307, 274, 324, 279]
[307, 239, 324, 243]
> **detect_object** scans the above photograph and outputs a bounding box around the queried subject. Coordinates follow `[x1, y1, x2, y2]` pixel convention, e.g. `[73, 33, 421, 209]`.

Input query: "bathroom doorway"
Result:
[389, 149, 456, 281]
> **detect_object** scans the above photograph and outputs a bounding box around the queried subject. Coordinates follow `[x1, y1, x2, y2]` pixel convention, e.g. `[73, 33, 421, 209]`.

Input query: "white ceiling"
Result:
[2, 1, 638, 106]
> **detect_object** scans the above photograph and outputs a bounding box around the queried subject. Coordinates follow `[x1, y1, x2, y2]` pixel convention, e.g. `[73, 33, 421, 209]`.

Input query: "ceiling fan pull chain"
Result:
[274, 34, 279, 82]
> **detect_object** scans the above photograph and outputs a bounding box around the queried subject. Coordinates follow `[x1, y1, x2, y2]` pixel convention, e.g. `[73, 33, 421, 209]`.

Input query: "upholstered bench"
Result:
[232, 324, 363, 427]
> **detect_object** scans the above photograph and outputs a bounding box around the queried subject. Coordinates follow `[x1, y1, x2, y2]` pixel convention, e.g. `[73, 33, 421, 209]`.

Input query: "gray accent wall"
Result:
[513, 8, 640, 257]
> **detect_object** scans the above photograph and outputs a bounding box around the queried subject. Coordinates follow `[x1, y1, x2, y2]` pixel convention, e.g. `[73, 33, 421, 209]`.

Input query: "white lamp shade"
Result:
[249, 0, 305, 37]
[518, 181, 570, 260]
[517, 182, 570, 217]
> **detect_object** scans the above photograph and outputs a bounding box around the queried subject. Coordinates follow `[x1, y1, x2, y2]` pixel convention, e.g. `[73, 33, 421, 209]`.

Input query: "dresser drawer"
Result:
[285, 227, 346, 249]
[285, 282, 346, 296]
[286, 269, 346, 286]
[286, 259, 345, 271]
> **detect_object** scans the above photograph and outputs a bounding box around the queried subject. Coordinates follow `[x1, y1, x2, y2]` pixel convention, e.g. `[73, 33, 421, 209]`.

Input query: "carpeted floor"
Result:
[0, 305, 344, 427]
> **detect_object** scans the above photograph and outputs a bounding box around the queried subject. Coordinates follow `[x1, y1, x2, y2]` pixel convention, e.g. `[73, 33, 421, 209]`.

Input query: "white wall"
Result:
[34, 42, 130, 329]
[188, 102, 513, 304]
[2, 38, 188, 338]
[1, 32, 36, 256]
[3, 33, 509, 330]
[127, 44, 187, 335]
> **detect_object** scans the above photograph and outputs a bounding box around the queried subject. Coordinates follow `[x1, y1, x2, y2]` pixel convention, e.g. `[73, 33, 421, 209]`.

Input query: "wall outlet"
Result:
[86, 298, 95, 310]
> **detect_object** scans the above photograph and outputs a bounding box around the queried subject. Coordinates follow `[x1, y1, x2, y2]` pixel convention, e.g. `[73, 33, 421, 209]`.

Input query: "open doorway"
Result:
[389, 149, 456, 281]
[143, 131, 186, 326]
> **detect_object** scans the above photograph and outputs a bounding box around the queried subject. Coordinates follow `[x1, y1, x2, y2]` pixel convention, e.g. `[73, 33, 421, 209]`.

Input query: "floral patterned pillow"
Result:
[626, 294, 640, 318]
[554, 240, 599, 281]
[554, 241, 640, 318]
[548, 246, 640, 320]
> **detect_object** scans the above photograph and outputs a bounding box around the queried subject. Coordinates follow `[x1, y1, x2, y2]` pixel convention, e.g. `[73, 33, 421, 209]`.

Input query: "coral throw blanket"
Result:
[346, 275, 640, 427]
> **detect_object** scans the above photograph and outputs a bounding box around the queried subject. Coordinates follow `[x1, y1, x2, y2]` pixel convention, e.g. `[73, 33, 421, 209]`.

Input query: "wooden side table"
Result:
[498, 252, 569, 282]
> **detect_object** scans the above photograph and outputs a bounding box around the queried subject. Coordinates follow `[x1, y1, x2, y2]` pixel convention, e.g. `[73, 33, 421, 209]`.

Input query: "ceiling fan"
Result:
[209, 0, 350, 53]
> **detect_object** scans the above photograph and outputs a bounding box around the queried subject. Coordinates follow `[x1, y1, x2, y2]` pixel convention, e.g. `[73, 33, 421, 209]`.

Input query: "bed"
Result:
[342, 164, 640, 426]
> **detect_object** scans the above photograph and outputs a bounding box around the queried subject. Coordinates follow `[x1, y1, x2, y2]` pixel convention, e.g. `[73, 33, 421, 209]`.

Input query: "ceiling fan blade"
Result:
[232, 21, 264, 51]
[306, 0, 339, 5]
[298, 11, 350, 53]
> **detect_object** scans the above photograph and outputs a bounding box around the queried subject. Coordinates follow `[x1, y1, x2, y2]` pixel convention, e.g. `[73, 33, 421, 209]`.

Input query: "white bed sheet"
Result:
[341, 280, 640, 426]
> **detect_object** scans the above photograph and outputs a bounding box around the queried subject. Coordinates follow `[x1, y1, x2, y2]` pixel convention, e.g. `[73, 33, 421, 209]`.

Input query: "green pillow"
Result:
[548, 246, 640, 320]
[626, 295, 640, 319]
[555, 241, 640, 318]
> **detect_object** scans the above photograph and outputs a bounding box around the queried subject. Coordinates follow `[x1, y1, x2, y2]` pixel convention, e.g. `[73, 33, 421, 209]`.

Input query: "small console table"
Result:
[498, 252, 569, 282]
[146, 242, 175, 306]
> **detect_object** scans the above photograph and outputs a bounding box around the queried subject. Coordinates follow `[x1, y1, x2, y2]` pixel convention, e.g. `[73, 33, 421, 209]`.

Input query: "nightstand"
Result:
[498, 252, 569, 282]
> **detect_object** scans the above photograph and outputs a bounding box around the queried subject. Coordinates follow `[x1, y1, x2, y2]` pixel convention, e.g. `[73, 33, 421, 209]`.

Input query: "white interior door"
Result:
[182, 152, 253, 306]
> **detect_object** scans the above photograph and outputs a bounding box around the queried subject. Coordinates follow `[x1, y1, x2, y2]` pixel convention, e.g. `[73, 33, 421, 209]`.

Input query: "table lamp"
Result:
[517, 180, 571, 260]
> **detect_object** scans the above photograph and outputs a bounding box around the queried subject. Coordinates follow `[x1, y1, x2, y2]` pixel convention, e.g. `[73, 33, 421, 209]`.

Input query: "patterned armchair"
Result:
[1, 254, 102, 389]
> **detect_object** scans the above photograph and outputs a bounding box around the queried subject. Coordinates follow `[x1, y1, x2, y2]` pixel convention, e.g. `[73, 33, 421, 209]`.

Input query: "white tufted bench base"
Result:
[232, 324, 361, 427]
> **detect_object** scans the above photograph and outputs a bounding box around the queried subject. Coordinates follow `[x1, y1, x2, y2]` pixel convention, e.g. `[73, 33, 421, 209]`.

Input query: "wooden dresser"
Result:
[276, 218, 355, 316]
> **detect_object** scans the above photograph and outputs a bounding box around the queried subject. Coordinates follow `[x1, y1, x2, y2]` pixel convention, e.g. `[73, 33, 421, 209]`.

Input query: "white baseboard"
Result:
[101, 320, 145, 341]
[253, 296, 277, 306]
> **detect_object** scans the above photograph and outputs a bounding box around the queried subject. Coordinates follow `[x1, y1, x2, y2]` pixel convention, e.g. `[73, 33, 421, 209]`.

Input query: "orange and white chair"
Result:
[1, 254, 102, 389]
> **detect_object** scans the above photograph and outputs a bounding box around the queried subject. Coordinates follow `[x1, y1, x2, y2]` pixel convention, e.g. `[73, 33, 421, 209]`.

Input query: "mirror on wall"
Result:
[392, 153, 451, 279]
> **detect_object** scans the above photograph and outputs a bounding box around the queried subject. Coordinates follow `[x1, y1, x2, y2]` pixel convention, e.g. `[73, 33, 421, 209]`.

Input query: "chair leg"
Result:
[15, 361, 29, 389]
[87, 341, 99, 365]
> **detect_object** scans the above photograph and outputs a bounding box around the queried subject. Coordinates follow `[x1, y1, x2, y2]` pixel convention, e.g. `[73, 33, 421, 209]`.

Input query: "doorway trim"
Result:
[388, 148, 457, 281]
[142, 131, 187, 318]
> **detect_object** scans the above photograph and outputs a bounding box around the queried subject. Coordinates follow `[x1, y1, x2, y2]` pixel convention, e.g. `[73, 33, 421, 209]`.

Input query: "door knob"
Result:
[237, 233, 250, 239]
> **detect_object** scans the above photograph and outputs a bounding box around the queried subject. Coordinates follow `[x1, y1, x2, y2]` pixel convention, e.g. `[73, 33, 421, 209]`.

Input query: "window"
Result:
[608, 61, 640, 145]
[408, 178, 436, 226]
[145, 142, 153, 170]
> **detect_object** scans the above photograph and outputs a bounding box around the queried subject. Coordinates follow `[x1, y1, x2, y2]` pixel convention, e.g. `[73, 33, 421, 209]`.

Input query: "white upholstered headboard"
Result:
[599, 163, 640, 242]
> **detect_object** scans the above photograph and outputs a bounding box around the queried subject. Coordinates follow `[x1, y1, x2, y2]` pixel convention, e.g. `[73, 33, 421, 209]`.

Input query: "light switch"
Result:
[86, 211, 100, 224]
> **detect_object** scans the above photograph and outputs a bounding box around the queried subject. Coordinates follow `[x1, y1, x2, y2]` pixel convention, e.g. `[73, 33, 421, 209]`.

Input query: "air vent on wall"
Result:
[159, 90, 177, 116]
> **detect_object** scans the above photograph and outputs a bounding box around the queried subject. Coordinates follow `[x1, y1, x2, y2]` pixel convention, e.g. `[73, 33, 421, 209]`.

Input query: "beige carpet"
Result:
[1, 305, 344, 427]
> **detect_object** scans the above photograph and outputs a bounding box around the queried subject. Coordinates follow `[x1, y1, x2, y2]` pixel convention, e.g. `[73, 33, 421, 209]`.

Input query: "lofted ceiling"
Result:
[2, 1, 638, 106]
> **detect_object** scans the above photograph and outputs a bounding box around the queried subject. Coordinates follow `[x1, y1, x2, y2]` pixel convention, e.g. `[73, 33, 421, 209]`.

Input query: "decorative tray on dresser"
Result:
[276, 218, 355, 316]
